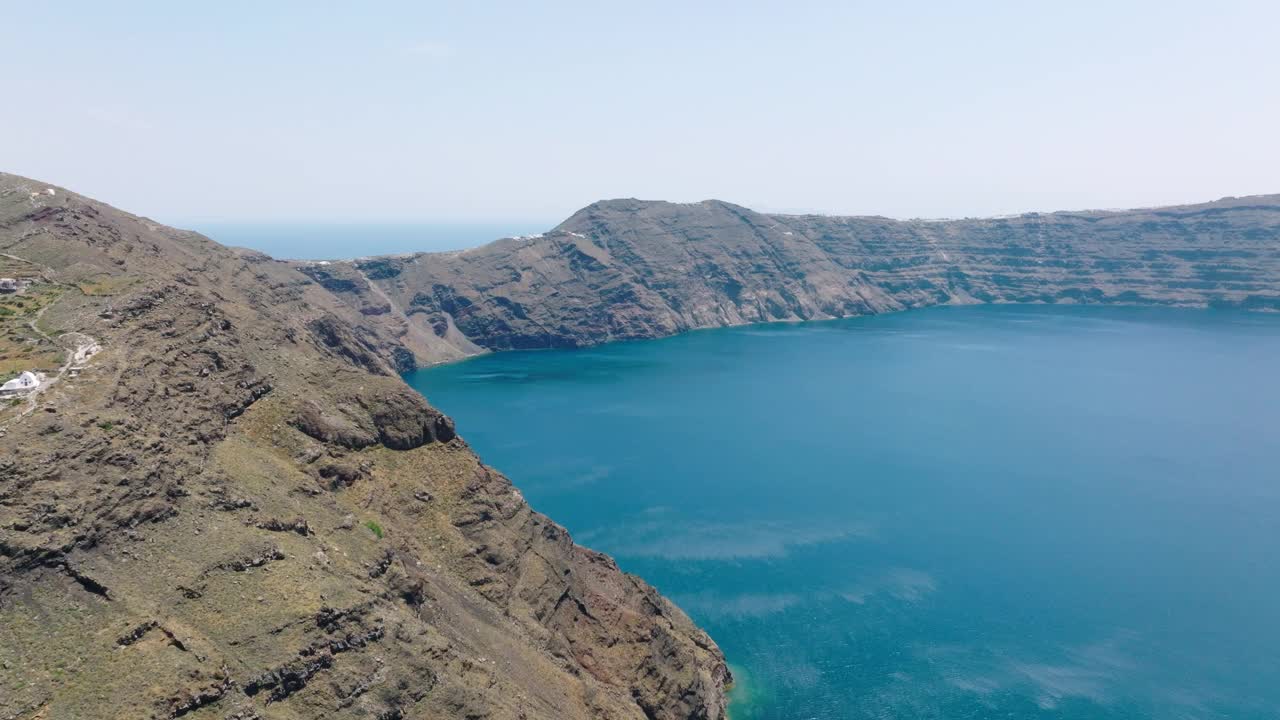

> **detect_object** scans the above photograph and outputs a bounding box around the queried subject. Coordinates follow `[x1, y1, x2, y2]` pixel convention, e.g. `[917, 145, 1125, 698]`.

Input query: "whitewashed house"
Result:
[1, 371, 40, 394]
[0, 278, 17, 293]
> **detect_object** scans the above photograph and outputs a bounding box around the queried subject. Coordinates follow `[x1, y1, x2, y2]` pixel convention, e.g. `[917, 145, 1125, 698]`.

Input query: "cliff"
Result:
[338, 196, 1280, 361]
[6, 172, 1279, 720]
[0, 174, 729, 720]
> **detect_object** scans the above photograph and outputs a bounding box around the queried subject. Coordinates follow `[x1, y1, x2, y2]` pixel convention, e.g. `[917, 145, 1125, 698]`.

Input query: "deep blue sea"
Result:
[404, 306, 1280, 720]
[189, 222, 546, 260]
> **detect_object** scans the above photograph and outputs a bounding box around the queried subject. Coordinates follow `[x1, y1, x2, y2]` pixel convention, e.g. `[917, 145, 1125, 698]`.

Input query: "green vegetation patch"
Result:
[76, 276, 138, 297]
[0, 283, 67, 374]
[0, 351, 62, 376]
[363, 520, 385, 539]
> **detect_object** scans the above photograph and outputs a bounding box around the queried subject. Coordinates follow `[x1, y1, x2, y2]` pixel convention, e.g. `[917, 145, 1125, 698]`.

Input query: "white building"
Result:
[0, 278, 17, 293]
[1, 371, 40, 394]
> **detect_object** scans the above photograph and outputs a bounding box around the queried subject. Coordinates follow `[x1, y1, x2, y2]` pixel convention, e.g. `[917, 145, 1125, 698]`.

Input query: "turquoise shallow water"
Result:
[404, 306, 1280, 720]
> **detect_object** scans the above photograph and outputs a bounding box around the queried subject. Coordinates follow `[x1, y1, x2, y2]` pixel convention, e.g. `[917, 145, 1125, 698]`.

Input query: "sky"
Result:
[3, 1, 1278, 227]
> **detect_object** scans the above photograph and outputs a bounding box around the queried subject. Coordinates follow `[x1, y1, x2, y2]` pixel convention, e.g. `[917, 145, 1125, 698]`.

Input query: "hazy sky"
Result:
[4, 1, 1277, 226]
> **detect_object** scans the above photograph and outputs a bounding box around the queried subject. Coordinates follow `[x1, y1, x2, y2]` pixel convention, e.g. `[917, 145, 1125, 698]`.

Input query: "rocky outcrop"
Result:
[0, 173, 729, 720]
[292, 382, 455, 451]
[340, 196, 1280, 361]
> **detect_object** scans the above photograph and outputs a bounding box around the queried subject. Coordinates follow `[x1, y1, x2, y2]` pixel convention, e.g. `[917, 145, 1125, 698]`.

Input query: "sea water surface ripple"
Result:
[406, 305, 1280, 720]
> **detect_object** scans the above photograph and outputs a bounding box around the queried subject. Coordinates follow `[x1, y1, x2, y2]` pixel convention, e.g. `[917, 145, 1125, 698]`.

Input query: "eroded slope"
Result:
[0, 174, 728, 720]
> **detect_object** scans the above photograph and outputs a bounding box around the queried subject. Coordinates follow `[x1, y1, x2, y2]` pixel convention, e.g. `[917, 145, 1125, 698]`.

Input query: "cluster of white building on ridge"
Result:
[1, 334, 100, 398]
[0, 277, 36, 294]
[1, 371, 41, 395]
[2, 277, 37, 396]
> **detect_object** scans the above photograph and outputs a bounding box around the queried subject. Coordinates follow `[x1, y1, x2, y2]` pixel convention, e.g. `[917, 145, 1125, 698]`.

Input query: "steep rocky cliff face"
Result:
[0, 174, 729, 720]
[345, 196, 1280, 361]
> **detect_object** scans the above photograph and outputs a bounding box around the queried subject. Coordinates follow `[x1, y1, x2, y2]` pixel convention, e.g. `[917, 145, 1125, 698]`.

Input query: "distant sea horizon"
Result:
[186, 221, 552, 261]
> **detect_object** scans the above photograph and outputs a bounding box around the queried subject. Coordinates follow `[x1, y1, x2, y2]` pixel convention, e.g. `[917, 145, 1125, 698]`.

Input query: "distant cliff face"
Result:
[337, 196, 1280, 361]
[0, 174, 729, 720]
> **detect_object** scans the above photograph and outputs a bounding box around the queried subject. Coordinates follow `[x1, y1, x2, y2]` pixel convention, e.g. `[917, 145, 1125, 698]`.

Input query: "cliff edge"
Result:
[336, 195, 1280, 362]
[0, 173, 730, 720]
